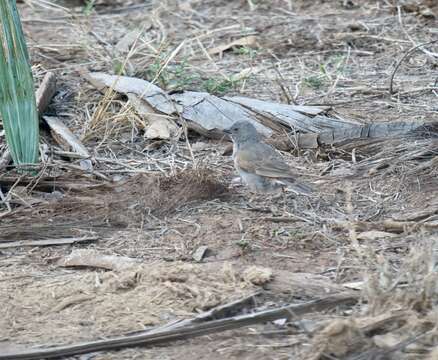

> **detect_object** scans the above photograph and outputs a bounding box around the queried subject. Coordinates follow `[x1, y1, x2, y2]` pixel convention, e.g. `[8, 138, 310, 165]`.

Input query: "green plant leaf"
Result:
[0, 0, 39, 167]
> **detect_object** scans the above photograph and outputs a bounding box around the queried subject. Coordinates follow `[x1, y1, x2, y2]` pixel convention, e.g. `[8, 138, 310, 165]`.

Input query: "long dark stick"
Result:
[2, 294, 357, 360]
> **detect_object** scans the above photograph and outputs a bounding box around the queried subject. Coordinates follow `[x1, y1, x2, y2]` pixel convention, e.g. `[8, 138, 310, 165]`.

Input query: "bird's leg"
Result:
[270, 184, 286, 201]
[248, 190, 259, 205]
[282, 188, 288, 212]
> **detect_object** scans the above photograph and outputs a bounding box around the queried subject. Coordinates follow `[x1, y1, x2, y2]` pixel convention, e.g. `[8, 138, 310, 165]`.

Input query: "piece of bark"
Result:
[226, 96, 335, 132]
[83, 72, 178, 114]
[171, 91, 273, 137]
[84, 72, 436, 148]
[84, 73, 271, 137]
[0, 236, 97, 249]
[43, 116, 89, 157]
[57, 249, 139, 271]
[1, 293, 357, 360]
[42, 116, 92, 170]
[35, 72, 57, 114]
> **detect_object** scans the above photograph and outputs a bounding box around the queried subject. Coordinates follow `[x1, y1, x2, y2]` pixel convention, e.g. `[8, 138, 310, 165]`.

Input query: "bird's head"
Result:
[223, 121, 261, 144]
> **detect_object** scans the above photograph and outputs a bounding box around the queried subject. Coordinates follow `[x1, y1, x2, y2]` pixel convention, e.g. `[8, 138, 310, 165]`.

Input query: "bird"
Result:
[223, 121, 313, 194]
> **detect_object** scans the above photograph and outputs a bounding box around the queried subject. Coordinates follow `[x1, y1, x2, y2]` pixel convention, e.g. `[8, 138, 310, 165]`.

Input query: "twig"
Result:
[1, 294, 357, 360]
[389, 40, 438, 94]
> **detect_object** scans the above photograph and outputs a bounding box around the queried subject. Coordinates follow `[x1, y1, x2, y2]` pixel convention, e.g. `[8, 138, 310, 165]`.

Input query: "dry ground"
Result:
[1, 0, 438, 359]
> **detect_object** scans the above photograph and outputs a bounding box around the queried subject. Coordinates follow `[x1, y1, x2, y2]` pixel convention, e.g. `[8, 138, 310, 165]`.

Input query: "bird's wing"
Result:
[236, 143, 296, 179]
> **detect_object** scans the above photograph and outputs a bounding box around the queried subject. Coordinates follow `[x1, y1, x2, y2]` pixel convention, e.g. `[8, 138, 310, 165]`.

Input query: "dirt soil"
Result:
[1, 0, 438, 359]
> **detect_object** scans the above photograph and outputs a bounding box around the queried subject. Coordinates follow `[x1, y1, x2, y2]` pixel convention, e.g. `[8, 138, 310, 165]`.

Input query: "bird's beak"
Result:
[223, 128, 231, 134]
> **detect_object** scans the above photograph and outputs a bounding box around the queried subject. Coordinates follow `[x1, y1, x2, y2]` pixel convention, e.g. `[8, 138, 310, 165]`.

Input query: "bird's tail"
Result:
[283, 180, 314, 195]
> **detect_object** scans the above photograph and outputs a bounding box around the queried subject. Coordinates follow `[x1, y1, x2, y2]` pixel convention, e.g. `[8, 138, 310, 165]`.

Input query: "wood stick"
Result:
[35, 72, 57, 114]
[0, 236, 98, 249]
[43, 116, 90, 158]
[0, 293, 357, 360]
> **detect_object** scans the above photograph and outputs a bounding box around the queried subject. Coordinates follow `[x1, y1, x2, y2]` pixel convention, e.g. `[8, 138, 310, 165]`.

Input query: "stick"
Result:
[0, 236, 98, 249]
[130, 292, 260, 336]
[1, 294, 357, 360]
[43, 116, 90, 158]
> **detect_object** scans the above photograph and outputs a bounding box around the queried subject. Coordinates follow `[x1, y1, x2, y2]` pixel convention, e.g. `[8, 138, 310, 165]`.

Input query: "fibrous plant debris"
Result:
[0, 167, 228, 241]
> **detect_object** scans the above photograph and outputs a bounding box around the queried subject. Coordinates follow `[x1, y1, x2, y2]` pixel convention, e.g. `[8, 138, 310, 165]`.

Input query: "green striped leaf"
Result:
[0, 0, 39, 167]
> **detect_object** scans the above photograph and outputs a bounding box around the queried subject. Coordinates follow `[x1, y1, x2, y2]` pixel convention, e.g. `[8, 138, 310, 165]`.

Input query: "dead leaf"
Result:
[127, 93, 178, 139]
[145, 118, 178, 140]
[208, 36, 257, 56]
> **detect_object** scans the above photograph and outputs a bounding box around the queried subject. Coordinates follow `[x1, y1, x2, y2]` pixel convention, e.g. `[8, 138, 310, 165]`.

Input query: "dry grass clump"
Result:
[303, 238, 438, 360]
[106, 167, 228, 221]
[154, 168, 229, 212]
[0, 168, 228, 240]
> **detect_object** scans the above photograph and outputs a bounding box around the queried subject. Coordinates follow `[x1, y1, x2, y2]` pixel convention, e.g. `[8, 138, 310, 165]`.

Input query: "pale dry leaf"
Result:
[145, 118, 178, 140]
[208, 35, 257, 56]
[128, 93, 178, 139]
